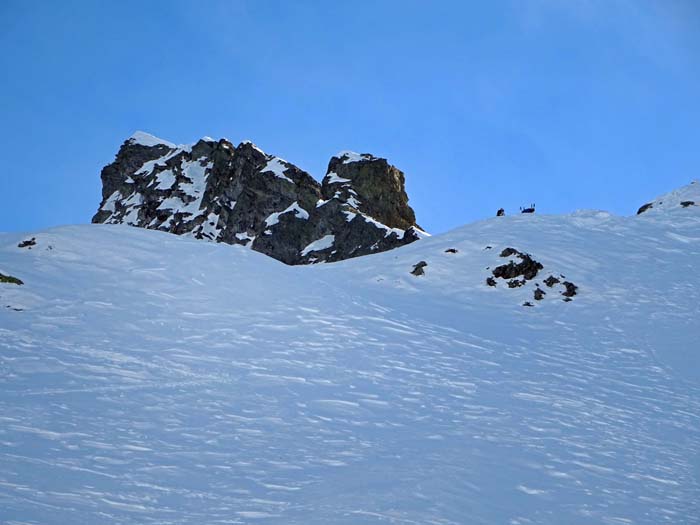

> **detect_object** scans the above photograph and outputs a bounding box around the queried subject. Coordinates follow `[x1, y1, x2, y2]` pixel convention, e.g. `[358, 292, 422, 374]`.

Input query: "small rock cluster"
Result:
[486, 247, 578, 305]
[636, 202, 654, 215]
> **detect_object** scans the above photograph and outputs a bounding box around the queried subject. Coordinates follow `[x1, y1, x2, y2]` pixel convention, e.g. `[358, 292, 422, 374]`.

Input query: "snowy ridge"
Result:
[127, 131, 176, 149]
[638, 180, 699, 214]
[1, 197, 699, 524]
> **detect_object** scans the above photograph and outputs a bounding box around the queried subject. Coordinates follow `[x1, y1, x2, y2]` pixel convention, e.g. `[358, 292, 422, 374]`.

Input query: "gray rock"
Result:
[92, 133, 424, 265]
[492, 248, 543, 281]
[410, 261, 428, 276]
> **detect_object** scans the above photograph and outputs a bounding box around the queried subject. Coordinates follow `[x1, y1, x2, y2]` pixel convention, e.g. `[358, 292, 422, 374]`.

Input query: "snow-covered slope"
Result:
[1, 200, 699, 524]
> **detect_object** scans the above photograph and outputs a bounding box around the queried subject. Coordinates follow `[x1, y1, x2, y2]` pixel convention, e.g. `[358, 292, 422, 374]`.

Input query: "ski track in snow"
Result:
[0, 207, 699, 524]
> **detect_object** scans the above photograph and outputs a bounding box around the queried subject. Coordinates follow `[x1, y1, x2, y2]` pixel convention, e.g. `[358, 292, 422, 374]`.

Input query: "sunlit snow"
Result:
[1, 194, 699, 524]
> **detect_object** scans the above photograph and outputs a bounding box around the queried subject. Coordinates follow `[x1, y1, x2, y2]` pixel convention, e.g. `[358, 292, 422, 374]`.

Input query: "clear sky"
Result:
[1, 0, 699, 234]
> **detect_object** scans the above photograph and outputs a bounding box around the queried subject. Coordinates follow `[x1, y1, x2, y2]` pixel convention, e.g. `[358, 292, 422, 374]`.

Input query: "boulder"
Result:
[411, 261, 428, 276]
[637, 202, 653, 215]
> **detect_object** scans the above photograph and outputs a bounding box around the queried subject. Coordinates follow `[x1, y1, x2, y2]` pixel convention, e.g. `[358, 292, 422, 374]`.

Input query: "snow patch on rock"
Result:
[261, 157, 294, 183]
[264, 202, 310, 227]
[301, 234, 335, 256]
[336, 151, 376, 164]
[128, 131, 176, 149]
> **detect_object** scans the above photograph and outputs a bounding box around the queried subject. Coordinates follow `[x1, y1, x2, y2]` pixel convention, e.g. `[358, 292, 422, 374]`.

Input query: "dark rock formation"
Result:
[18, 237, 36, 249]
[543, 275, 560, 287]
[637, 202, 653, 215]
[681, 200, 695, 208]
[0, 273, 23, 285]
[561, 281, 578, 298]
[496, 208, 505, 217]
[411, 261, 428, 276]
[493, 248, 543, 281]
[486, 248, 579, 304]
[445, 248, 458, 254]
[92, 132, 424, 265]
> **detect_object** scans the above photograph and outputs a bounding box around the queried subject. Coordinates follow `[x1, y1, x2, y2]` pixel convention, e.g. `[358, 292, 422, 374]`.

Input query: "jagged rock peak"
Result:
[321, 150, 419, 231]
[92, 132, 424, 265]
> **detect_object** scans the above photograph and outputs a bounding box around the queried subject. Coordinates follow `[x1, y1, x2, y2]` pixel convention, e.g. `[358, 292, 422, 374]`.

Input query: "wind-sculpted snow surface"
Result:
[1, 203, 700, 524]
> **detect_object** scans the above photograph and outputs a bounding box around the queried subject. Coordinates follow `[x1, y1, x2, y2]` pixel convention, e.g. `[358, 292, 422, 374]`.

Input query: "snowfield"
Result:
[1, 192, 699, 524]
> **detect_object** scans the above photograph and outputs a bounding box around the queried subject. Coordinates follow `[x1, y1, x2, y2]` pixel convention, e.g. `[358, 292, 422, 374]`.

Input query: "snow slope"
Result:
[638, 179, 700, 214]
[1, 200, 699, 524]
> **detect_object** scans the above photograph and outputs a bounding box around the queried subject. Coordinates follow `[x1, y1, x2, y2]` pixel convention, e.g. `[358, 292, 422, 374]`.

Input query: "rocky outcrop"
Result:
[92, 132, 425, 264]
[636, 202, 653, 215]
[486, 247, 579, 304]
[0, 273, 23, 285]
[17, 238, 36, 249]
[492, 248, 543, 281]
[410, 261, 428, 276]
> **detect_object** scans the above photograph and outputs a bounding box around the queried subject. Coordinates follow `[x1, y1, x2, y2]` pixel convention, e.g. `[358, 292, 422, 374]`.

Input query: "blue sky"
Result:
[1, 0, 699, 234]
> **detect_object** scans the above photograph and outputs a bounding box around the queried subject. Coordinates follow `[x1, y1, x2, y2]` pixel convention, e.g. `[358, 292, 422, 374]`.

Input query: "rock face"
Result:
[92, 132, 425, 264]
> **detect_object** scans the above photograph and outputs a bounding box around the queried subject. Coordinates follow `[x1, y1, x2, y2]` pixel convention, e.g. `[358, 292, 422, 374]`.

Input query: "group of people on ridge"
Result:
[496, 204, 535, 216]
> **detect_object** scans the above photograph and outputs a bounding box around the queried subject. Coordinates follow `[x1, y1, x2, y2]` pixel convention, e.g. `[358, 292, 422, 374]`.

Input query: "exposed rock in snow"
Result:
[488, 248, 578, 304]
[493, 248, 543, 281]
[0, 272, 23, 285]
[410, 260, 428, 276]
[17, 237, 36, 249]
[93, 133, 422, 264]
